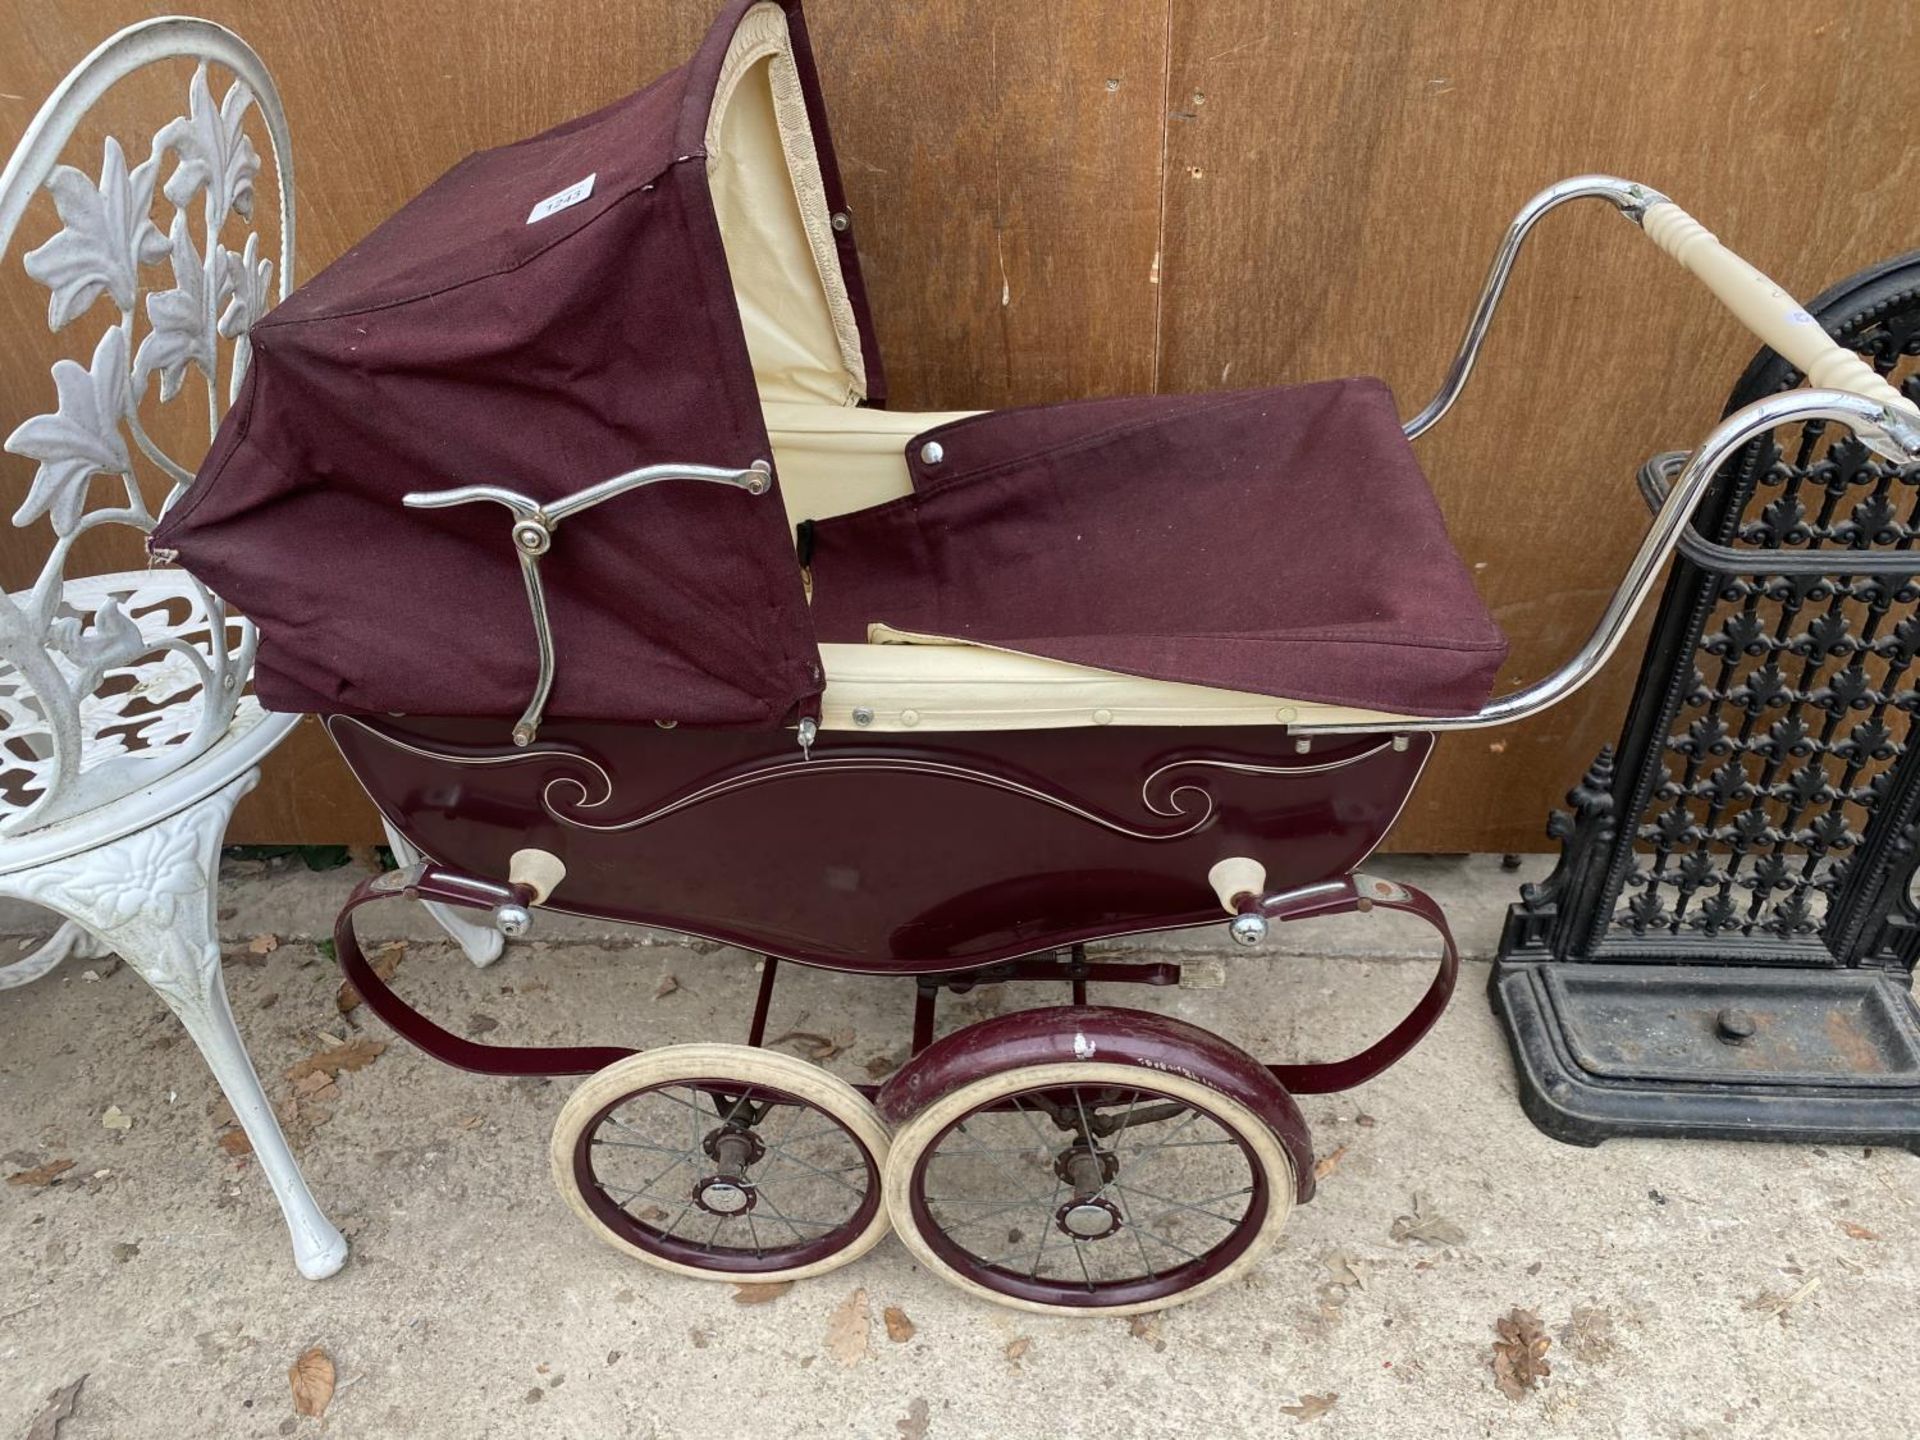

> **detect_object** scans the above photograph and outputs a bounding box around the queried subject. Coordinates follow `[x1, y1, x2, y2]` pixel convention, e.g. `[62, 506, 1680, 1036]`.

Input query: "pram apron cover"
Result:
[153, 0, 1508, 729]
[805, 382, 1507, 719]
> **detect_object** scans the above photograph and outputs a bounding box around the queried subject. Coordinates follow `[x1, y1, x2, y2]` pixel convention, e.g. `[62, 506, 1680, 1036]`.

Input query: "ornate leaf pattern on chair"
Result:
[20, 137, 168, 330]
[154, 63, 260, 222]
[136, 213, 217, 402]
[4, 326, 133, 534]
[2, 56, 283, 836]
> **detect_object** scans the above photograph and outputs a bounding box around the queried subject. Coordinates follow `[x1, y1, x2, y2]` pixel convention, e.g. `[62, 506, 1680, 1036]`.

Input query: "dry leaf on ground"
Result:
[1561, 1305, 1615, 1364]
[733, 1281, 794, 1305]
[864, 1053, 901, 1079]
[1313, 1145, 1348, 1182]
[897, 1398, 931, 1440]
[825, 1288, 870, 1366]
[285, 1038, 387, 1083]
[248, 934, 279, 956]
[1390, 1193, 1466, 1247]
[337, 941, 404, 1014]
[6, 1158, 75, 1188]
[1280, 1393, 1339, 1422]
[1745, 1275, 1821, 1324]
[654, 974, 680, 999]
[100, 1105, 132, 1131]
[772, 1028, 856, 1061]
[1005, 1336, 1031, 1366]
[288, 1347, 336, 1418]
[1321, 1249, 1367, 1292]
[1840, 1221, 1880, 1241]
[1491, 1308, 1552, 1400]
[24, 1375, 85, 1440]
[1127, 1313, 1166, 1351]
[217, 1129, 254, 1158]
[292, 1071, 338, 1100]
[883, 1305, 915, 1342]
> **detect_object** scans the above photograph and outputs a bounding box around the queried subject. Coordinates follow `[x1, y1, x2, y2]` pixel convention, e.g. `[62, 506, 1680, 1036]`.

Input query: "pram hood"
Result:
[154, 0, 874, 727]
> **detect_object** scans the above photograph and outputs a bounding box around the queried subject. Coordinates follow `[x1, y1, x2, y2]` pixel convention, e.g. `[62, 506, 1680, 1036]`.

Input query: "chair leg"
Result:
[382, 821, 505, 968]
[6, 769, 348, 1280]
[0, 919, 107, 990]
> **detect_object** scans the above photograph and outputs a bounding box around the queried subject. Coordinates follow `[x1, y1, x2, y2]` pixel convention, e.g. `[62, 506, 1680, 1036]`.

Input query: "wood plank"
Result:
[1160, 0, 1920, 852]
[810, 0, 1167, 406]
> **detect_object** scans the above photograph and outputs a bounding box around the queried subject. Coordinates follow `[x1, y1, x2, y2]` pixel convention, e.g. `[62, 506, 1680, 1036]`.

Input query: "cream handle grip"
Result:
[1640, 202, 1919, 424]
[1207, 857, 1267, 915]
[509, 847, 566, 904]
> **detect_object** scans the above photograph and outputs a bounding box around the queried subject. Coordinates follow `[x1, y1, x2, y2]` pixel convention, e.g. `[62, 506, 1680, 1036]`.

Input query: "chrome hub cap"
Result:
[1057, 1196, 1124, 1240]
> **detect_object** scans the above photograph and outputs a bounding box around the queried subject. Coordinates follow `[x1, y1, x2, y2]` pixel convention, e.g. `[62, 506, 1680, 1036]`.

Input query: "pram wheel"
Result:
[549, 1044, 891, 1282]
[882, 1062, 1295, 1316]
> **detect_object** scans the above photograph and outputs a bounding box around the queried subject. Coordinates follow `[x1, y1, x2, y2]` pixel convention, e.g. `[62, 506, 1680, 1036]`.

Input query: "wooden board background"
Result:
[3, 0, 1916, 851]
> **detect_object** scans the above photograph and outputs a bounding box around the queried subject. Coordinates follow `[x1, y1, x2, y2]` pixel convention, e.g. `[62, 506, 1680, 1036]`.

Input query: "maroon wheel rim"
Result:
[906, 1083, 1271, 1308]
[573, 1077, 881, 1274]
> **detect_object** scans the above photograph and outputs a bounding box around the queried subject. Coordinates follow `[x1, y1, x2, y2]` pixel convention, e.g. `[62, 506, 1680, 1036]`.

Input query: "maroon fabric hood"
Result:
[153, 0, 876, 728]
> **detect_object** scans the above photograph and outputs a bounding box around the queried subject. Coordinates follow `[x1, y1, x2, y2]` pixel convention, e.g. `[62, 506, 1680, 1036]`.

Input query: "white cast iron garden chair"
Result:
[0, 18, 345, 1278]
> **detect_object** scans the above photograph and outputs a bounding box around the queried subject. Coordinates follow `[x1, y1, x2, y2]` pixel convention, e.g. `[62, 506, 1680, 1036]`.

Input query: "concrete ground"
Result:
[2, 854, 1914, 1440]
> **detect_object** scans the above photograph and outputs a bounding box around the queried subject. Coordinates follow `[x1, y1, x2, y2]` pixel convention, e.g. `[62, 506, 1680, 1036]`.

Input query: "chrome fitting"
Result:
[492, 902, 533, 939]
[1229, 912, 1268, 947]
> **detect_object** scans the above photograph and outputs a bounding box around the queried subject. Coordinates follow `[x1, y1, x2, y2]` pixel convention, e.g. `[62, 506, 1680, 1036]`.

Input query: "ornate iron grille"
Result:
[1509, 252, 1920, 974]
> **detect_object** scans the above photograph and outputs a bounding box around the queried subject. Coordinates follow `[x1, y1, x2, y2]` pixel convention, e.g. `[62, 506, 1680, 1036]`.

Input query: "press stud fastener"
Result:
[1275, 706, 1297, 724]
[1092, 708, 1113, 725]
[919, 441, 945, 465]
[901, 709, 920, 726]
[852, 706, 875, 727]
[831, 210, 851, 232]
[1715, 1008, 1756, 1043]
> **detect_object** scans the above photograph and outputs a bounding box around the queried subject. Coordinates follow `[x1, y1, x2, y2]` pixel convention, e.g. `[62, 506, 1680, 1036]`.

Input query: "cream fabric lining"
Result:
[763, 400, 982, 526]
[818, 639, 1412, 732]
[707, 3, 867, 406]
[705, 6, 1397, 732]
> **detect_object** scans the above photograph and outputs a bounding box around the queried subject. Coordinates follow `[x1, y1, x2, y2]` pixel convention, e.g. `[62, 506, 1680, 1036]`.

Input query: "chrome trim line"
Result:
[328, 718, 1400, 843]
[1347, 736, 1435, 874]
[1402, 174, 1665, 442]
[323, 715, 615, 810]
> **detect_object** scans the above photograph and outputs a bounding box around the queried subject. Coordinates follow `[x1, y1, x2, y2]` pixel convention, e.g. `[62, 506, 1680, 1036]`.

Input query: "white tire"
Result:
[551, 1043, 891, 1283]
[883, 1061, 1295, 1317]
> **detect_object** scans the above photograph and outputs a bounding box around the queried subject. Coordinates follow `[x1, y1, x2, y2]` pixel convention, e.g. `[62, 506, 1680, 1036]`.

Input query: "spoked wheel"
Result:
[884, 1063, 1295, 1316]
[550, 1044, 890, 1282]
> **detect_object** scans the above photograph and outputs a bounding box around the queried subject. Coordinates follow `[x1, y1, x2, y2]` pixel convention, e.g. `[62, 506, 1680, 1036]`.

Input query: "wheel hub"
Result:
[693, 1126, 763, 1216]
[1057, 1195, 1124, 1240]
[694, 1175, 757, 1216]
[1054, 1143, 1123, 1240]
[702, 1124, 766, 1167]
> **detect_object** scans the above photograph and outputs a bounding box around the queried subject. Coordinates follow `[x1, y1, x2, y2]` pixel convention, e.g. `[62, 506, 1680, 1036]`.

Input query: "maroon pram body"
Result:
[152, 0, 1516, 1314]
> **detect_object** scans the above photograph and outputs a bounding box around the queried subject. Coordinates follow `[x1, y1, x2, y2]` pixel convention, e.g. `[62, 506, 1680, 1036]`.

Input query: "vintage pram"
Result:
[152, 0, 1920, 1314]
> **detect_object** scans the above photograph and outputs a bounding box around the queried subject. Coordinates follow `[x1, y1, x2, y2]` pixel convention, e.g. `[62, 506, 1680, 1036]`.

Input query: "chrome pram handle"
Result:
[405, 460, 772, 745]
[1293, 174, 1920, 740]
